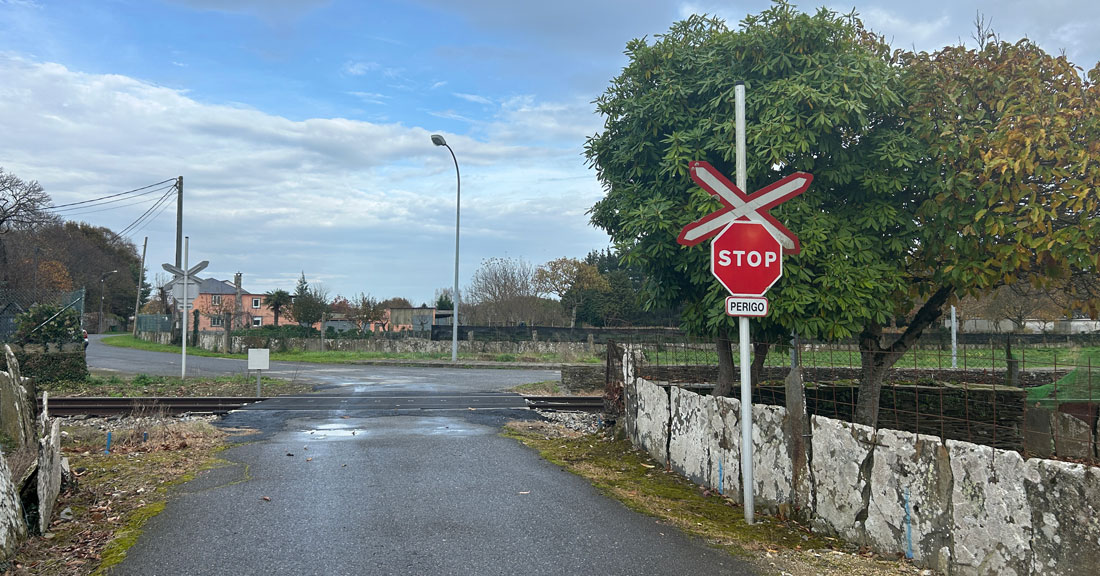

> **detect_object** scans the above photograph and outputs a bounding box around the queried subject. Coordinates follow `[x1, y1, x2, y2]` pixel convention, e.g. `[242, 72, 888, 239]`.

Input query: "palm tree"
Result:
[263, 289, 293, 326]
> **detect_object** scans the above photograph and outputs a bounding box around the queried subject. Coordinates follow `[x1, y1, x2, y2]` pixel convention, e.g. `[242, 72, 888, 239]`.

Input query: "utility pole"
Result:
[175, 176, 183, 269]
[132, 237, 147, 338]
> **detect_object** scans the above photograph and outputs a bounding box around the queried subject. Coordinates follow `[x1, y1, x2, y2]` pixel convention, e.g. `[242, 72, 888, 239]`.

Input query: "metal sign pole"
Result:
[182, 236, 189, 380]
[735, 80, 754, 525]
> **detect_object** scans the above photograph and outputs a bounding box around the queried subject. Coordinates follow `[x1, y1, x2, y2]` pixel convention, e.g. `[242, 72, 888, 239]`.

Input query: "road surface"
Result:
[98, 339, 756, 575]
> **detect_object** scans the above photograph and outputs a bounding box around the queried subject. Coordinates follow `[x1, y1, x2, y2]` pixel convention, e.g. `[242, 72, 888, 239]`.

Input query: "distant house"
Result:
[166, 276, 275, 331]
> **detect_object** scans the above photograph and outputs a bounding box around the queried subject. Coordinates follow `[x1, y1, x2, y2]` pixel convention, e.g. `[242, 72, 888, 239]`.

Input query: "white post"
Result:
[735, 80, 754, 524]
[182, 236, 189, 380]
[951, 305, 958, 369]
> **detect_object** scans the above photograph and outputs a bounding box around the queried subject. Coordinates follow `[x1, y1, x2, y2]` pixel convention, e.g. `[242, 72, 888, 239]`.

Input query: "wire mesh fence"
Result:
[621, 333, 1099, 465]
[0, 285, 86, 343]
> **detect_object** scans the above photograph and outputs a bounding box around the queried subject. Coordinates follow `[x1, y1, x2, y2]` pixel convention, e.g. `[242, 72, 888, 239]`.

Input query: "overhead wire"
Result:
[116, 185, 178, 238]
[123, 189, 177, 237]
[49, 183, 177, 216]
[46, 178, 176, 210]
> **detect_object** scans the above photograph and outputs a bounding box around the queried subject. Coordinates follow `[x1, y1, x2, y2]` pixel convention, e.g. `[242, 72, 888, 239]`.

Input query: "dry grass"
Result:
[2, 418, 237, 576]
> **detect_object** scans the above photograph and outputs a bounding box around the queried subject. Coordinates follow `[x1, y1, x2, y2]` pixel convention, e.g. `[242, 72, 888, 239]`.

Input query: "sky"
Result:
[2, 0, 1098, 306]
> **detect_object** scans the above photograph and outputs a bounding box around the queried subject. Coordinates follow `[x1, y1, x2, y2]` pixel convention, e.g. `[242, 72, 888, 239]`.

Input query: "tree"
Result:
[349, 293, 385, 332]
[263, 289, 293, 326]
[289, 273, 329, 328]
[14, 303, 82, 345]
[586, 6, 913, 399]
[534, 257, 611, 327]
[434, 288, 454, 311]
[464, 257, 563, 325]
[586, 4, 1100, 426]
[0, 168, 53, 287]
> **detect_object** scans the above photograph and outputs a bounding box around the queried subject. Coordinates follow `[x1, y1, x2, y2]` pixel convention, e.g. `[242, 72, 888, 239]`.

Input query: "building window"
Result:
[252, 316, 262, 327]
[211, 294, 222, 306]
[252, 297, 261, 308]
[210, 316, 223, 327]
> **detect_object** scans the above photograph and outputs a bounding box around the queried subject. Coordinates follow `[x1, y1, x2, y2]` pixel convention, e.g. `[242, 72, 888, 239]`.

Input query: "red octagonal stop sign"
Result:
[711, 221, 783, 297]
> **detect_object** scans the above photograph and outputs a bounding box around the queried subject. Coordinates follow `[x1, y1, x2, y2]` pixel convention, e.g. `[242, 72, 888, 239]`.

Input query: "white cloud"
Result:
[453, 92, 493, 105]
[0, 54, 609, 303]
[342, 60, 378, 76]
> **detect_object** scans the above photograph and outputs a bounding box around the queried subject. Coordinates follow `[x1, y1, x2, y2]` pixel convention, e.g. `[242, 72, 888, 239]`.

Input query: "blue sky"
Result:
[2, 0, 1098, 306]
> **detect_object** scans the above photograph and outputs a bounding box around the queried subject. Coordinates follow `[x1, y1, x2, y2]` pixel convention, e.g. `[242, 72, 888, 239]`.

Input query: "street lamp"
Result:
[99, 269, 118, 334]
[432, 133, 461, 363]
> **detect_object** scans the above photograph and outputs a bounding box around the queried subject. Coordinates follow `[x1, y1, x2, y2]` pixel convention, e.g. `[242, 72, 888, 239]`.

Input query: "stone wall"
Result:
[140, 331, 604, 360]
[0, 347, 69, 561]
[623, 375, 1100, 575]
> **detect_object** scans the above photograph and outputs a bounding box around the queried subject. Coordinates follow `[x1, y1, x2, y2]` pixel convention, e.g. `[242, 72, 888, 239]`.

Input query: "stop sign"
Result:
[711, 221, 783, 297]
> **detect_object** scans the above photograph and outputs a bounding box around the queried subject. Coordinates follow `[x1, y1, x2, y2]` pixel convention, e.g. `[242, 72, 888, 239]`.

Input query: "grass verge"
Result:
[4, 419, 238, 575]
[40, 372, 316, 397]
[503, 421, 928, 576]
[101, 335, 601, 365]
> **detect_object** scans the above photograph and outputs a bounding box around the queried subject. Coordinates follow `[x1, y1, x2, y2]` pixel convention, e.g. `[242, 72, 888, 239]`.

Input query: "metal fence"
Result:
[620, 333, 1098, 465]
[0, 285, 85, 343]
[136, 314, 173, 333]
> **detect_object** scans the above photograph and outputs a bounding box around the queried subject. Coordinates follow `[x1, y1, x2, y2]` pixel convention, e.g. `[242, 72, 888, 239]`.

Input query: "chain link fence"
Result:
[0, 285, 85, 343]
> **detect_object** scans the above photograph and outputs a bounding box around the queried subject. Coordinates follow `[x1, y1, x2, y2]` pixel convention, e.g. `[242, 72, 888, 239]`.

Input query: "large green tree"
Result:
[587, 5, 913, 401]
[585, 4, 1100, 426]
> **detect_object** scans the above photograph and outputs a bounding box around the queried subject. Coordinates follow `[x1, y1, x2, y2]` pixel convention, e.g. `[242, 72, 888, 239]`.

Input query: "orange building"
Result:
[168, 276, 276, 331]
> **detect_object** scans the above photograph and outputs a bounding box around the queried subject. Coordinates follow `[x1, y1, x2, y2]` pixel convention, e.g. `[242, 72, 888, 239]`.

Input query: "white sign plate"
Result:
[725, 296, 769, 317]
[248, 348, 270, 370]
[170, 280, 201, 301]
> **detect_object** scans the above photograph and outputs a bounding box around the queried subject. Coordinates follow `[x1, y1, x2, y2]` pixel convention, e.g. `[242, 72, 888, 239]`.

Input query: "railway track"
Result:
[43, 394, 605, 416]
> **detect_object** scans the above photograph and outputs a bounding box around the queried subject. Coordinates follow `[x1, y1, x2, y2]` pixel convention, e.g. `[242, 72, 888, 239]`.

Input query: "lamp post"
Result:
[431, 133, 461, 363]
[98, 269, 118, 334]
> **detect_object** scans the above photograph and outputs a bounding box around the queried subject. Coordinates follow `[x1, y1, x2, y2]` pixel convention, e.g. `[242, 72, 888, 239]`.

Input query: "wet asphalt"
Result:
[94, 338, 757, 575]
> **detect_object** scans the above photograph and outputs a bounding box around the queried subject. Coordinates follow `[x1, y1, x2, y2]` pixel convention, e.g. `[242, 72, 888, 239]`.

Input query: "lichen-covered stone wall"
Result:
[622, 372, 1100, 576]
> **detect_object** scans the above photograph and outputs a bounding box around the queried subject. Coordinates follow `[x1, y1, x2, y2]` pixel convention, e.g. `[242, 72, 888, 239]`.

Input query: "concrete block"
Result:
[947, 440, 1034, 576]
[37, 419, 62, 534]
[810, 416, 874, 541]
[0, 452, 26, 558]
[865, 429, 953, 571]
[752, 404, 791, 512]
[1051, 412, 1093, 461]
[1025, 459, 1100, 576]
[1023, 406, 1054, 459]
[630, 379, 669, 466]
[668, 388, 740, 499]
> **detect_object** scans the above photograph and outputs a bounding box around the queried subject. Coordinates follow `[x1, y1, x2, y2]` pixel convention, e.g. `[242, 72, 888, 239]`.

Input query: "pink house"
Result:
[168, 277, 276, 331]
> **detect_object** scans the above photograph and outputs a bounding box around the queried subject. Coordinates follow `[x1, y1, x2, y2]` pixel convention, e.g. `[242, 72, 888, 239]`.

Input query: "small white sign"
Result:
[725, 296, 769, 317]
[248, 348, 270, 370]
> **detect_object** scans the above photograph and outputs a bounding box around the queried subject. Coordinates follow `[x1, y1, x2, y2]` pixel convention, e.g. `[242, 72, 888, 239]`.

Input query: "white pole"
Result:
[452, 151, 461, 363]
[735, 80, 754, 524]
[951, 305, 958, 369]
[182, 236, 189, 380]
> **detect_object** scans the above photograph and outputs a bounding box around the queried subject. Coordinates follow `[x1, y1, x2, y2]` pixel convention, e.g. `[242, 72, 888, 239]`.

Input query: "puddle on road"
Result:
[291, 416, 486, 440]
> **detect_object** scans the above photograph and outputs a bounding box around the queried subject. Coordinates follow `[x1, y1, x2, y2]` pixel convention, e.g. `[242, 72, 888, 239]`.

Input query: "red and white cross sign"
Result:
[676, 161, 812, 253]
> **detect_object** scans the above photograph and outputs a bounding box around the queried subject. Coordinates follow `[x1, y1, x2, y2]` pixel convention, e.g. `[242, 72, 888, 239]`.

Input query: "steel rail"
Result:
[43, 394, 605, 417]
[43, 397, 265, 417]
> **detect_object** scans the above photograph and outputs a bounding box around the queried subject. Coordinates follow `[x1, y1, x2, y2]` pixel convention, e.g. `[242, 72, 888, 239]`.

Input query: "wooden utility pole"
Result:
[132, 236, 147, 338]
[175, 176, 183, 269]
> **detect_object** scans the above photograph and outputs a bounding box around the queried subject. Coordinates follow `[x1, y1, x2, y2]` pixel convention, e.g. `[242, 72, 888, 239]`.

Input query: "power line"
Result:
[49, 183, 176, 215]
[117, 186, 178, 238]
[47, 178, 176, 210]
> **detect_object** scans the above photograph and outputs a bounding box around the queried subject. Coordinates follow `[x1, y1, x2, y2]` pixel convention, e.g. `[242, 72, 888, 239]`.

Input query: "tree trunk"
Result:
[784, 362, 812, 519]
[712, 324, 736, 397]
[751, 341, 769, 386]
[854, 285, 954, 428]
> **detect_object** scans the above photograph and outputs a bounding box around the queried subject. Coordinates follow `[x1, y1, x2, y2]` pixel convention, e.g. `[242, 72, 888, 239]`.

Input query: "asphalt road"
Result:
[85, 334, 560, 393]
[98, 341, 757, 576]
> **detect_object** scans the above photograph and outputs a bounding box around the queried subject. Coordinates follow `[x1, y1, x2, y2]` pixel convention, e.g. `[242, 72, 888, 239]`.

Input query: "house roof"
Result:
[166, 277, 248, 295]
